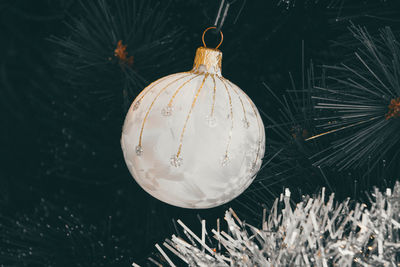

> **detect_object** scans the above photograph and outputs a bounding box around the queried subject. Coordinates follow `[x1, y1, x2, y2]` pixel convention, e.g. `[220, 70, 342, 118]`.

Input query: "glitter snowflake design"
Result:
[242, 118, 250, 129]
[170, 154, 183, 167]
[206, 115, 217, 128]
[132, 100, 141, 110]
[221, 154, 230, 167]
[161, 106, 173, 116]
[135, 145, 143, 156]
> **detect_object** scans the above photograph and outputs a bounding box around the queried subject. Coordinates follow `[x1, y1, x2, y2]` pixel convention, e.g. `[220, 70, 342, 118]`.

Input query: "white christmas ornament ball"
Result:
[121, 46, 265, 209]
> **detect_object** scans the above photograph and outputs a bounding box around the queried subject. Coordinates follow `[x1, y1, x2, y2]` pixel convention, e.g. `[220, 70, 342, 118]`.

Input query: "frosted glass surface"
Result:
[121, 72, 265, 208]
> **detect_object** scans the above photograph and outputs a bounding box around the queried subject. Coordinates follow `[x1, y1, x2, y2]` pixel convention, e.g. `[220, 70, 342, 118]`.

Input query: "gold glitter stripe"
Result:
[167, 74, 200, 107]
[228, 80, 262, 168]
[228, 82, 247, 123]
[138, 73, 191, 146]
[176, 74, 209, 157]
[210, 74, 217, 116]
[218, 77, 234, 159]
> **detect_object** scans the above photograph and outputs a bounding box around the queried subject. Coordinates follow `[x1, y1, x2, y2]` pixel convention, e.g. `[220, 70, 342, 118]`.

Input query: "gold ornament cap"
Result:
[192, 47, 222, 75]
[192, 27, 224, 76]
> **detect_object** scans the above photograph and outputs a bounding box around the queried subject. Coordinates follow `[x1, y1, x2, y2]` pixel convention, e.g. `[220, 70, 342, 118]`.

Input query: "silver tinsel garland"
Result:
[135, 182, 400, 266]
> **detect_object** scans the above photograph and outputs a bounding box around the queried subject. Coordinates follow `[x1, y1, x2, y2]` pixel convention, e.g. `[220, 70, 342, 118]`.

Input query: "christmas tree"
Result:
[1, 0, 399, 266]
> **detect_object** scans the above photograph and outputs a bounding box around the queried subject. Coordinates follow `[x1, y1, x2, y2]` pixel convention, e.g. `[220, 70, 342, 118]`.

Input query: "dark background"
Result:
[1, 0, 400, 266]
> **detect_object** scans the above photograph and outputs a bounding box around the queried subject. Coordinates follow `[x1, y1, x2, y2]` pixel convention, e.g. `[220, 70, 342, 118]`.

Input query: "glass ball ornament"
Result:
[121, 28, 265, 208]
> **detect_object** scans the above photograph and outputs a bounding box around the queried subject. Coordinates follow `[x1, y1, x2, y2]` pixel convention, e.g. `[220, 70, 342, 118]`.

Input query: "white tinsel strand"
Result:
[134, 182, 400, 266]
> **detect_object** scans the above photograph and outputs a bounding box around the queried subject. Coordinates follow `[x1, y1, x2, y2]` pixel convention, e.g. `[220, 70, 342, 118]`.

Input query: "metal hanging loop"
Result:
[202, 27, 224, 50]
